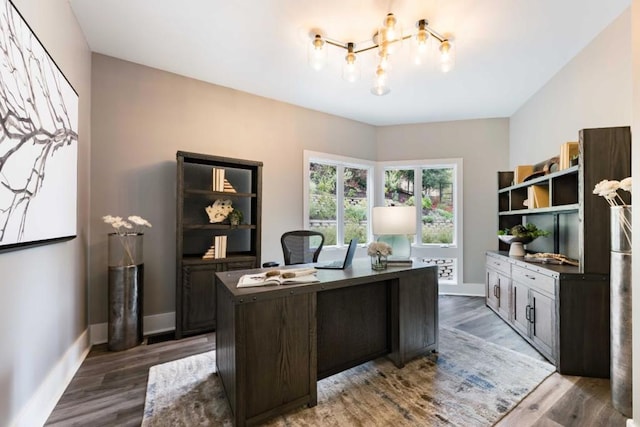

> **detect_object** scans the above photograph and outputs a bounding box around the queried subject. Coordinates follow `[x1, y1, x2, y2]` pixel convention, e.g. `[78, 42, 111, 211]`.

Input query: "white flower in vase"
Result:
[103, 215, 152, 265]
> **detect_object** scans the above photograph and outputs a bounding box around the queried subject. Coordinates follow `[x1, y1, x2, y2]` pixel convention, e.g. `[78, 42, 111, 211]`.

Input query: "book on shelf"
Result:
[223, 179, 236, 193]
[559, 141, 579, 170]
[237, 267, 319, 288]
[211, 167, 237, 193]
[212, 168, 226, 192]
[387, 258, 414, 266]
[214, 235, 227, 259]
[527, 185, 549, 208]
[202, 245, 215, 259]
[204, 235, 227, 259]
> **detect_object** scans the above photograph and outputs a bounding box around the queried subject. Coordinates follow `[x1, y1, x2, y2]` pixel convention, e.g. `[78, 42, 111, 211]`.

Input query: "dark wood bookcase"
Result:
[176, 151, 262, 338]
[497, 126, 631, 274]
[487, 126, 631, 377]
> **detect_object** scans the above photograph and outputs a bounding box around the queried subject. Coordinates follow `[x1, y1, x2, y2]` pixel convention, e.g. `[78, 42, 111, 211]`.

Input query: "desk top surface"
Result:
[215, 258, 437, 302]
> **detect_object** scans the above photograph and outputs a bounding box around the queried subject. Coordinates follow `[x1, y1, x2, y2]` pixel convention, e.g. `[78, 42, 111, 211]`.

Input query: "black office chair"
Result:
[281, 230, 325, 265]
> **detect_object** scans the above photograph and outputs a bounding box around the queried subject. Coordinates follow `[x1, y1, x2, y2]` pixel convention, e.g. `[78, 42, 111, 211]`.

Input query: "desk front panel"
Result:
[317, 280, 391, 379]
[241, 293, 316, 420]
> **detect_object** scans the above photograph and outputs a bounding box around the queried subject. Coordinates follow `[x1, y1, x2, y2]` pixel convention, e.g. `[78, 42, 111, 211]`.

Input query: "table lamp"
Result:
[372, 206, 417, 260]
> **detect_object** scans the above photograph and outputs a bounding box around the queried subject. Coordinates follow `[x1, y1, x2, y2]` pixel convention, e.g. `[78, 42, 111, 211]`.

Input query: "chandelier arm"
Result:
[354, 34, 413, 54]
[353, 44, 379, 54]
[324, 39, 349, 50]
[425, 27, 446, 43]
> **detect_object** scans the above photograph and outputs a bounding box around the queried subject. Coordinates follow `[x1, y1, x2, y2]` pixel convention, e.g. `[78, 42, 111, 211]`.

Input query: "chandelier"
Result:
[308, 13, 455, 96]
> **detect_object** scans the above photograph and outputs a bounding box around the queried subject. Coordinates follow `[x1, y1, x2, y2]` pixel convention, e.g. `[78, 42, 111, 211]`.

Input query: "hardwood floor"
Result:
[45, 296, 627, 426]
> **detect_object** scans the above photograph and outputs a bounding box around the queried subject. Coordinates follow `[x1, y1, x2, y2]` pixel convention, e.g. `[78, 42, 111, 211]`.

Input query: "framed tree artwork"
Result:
[0, 0, 78, 251]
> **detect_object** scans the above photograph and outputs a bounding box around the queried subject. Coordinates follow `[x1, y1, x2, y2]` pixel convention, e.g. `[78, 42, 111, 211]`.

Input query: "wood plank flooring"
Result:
[45, 296, 627, 426]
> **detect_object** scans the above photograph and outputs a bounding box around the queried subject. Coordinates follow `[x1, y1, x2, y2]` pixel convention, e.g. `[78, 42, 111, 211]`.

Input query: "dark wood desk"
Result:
[215, 259, 439, 427]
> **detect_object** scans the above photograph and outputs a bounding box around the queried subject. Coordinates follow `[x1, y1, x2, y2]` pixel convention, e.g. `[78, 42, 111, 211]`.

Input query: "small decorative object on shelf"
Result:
[228, 208, 243, 226]
[497, 224, 549, 257]
[594, 176, 632, 417]
[205, 199, 233, 223]
[368, 241, 392, 270]
[103, 214, 152, 351]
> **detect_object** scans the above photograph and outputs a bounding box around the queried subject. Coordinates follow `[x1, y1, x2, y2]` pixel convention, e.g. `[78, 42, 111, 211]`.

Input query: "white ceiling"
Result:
[68, 0, 630, 126]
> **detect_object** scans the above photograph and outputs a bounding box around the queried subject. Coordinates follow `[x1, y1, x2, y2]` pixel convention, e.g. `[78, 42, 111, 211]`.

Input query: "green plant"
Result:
[228, 209, 243, 226]
[498, 223, 550, 238]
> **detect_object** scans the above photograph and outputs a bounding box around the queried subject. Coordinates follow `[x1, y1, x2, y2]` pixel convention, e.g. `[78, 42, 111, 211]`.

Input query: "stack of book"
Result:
[202, 235, 227, 259]
[212, 168, 236, 192]
[387, 258, 414, 266]
[559, 141, 579, 170]
[527, 185, 549, 208]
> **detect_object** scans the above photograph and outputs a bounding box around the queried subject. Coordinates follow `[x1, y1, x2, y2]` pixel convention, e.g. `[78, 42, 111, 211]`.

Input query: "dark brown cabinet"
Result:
[486, 126, 630, 377]
[176, 151, 262, 338]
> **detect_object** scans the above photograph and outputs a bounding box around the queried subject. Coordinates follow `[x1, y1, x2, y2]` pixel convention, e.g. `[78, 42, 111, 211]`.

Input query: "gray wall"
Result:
[90, 54, 509, 327]
[510, 9, 631, 166]
[90, 54, 376, 323]
[0, 0, 91, 426]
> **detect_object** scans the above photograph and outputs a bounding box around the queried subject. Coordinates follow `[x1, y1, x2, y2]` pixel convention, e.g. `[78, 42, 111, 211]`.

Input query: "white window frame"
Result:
[378, 158, 463, 285]
[304, 151, 375, 247]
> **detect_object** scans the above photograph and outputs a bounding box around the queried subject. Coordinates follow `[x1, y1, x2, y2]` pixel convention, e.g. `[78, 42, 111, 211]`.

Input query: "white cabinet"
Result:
[485, 254, 510, 321]
[510, 264, 556, 362]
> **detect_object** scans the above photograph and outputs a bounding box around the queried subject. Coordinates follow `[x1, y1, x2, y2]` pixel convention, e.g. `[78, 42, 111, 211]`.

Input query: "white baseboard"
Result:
[627, 419, 636, 427]
[10, 329, 90, 427]
[90, 311, 176, 345]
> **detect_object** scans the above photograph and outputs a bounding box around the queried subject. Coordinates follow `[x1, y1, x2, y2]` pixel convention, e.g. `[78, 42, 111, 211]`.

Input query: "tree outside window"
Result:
[384, 166, 455, 245]
[308, 161, 370, 246]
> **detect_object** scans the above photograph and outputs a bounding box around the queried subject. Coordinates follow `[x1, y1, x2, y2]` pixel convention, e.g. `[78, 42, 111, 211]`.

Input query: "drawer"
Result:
[486, 254, 511, 276]
[512, 265, 555, 296]
[225, 260, 256, 271]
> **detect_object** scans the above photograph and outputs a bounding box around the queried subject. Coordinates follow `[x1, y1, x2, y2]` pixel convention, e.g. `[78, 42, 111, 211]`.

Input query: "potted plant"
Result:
[228, 208, 243, 227]
[497, 224, 549, 256]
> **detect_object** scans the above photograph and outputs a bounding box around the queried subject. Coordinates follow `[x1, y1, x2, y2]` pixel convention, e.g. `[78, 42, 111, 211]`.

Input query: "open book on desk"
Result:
[237, 267, 319, 288]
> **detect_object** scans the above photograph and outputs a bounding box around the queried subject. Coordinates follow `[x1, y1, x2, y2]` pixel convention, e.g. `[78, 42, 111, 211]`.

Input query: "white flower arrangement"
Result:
[103, 215, 152, 265]
[367, 241, 392, 257]
[593, 177, 632, 206]
[593, 177, 631, 248]
[103, 215, 152, 234]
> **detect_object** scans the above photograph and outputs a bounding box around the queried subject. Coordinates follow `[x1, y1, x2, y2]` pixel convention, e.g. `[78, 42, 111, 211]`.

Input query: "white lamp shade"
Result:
[372, 206, 417, 235]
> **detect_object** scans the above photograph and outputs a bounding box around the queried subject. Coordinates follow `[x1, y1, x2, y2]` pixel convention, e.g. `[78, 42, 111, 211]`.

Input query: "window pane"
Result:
[421, 168, 454, 244]
[343, 167, 368, 244]
[384, 169, 415, 206]
[309, 162, 337, 245]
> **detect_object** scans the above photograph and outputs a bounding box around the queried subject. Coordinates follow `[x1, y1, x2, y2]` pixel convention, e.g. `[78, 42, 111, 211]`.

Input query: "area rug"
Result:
[142, 327, 554, 426]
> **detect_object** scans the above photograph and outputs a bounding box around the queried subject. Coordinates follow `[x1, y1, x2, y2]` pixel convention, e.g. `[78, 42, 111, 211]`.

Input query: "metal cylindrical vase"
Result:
[610, 206, 632, 417]
[108, 233, 144, 351]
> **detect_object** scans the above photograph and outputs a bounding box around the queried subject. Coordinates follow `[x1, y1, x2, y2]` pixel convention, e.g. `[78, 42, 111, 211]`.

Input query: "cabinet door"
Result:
[486, 269, 500, 312]
[182, 265, 217, 334]
[530, 288, 556, 362]
[496, 273, 510, 320]
[511, 281, 530, 336]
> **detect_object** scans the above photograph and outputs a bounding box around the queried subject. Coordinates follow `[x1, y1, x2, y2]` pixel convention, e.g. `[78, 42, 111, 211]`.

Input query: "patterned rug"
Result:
[142, 327, 554, 426]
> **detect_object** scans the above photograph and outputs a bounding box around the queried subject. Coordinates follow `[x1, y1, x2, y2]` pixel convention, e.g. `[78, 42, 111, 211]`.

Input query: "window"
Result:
[304, 153, 462, 286]
[304, 152, 374, 246]
[382, 159, 463, 285]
